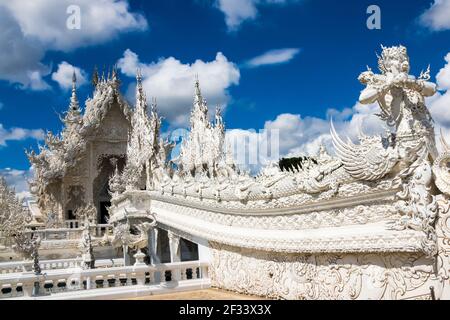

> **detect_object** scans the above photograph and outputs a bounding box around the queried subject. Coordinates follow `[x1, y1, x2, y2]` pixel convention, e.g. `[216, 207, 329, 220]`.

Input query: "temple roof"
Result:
[27, 69, 132, 191]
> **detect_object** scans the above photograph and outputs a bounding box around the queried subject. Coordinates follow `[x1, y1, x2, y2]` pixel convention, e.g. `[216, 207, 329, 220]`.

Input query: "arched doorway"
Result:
[93, 155, 125, 223]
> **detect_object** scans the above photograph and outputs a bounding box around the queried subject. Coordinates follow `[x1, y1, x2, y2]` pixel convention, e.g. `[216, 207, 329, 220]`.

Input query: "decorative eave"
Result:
[156, 215, 426, 254]
[82, 76, 132, 139]
[109, 189, 426, 254]
[147, 188, 399, 215]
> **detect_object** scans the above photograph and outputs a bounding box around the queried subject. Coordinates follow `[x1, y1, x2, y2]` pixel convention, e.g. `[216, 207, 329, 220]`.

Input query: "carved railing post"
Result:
[201, 265, 209, 279]
[133, 250, 146, 266]
[22, 280, 34, 297]
[132, 265, 147, 286]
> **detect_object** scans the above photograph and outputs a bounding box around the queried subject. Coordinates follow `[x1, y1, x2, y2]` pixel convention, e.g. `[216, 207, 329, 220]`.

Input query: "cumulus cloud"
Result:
[0, 167, 33, 200]
[420, 0, 450, 31]
[215, 0, 300, 30]
[1, 0, 148, 51]
[215, 0, 258, 30]
[0, 7, 50, 90]
[117, 49, 240, 126]
[0, 0, 147, 89]
[436, 53, 450, 90]
[0, 124, 45, 146]
[51, 61, 88, 90]
[427, 52, 450, 148]
[225, 102, 385, 173]
[244, 48, 300, 68]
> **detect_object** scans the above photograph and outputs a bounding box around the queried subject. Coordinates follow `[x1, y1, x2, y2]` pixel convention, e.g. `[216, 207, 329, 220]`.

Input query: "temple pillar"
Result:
[148, 228, 160, 265]
[123, 245, 131, 266]
[168, 231, 181, 282]
[168, 230, 181, 263]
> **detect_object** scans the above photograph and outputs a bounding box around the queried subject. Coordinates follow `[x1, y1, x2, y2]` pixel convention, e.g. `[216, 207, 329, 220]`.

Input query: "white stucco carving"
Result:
[27, 70, 131, 221]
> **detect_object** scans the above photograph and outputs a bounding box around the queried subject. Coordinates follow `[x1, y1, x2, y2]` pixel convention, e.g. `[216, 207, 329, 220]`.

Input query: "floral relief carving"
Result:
[209, 243, 436, 300]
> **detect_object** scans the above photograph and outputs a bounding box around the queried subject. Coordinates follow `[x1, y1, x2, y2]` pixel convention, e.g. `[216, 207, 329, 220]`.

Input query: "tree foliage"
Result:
[278, 156, 318, 172]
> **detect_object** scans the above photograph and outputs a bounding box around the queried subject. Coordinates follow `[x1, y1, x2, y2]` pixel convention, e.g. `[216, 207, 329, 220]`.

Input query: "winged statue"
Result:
[331, 121, 399, 181]
[331, 45, 438, 183]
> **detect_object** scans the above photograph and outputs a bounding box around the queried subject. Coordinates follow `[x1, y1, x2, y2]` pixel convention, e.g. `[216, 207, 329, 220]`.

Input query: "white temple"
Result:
[1, 45, 450, 300]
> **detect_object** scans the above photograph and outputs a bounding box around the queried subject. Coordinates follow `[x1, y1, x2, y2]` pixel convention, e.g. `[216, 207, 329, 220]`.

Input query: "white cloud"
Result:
[117, 49, 240, 126]
[0, 7, 50, 90]
[1, 0, 148, 51]
[427, 52, 450, 149]
[51, 61, 88, 90]
[215, 0, 258, 30]
[244, 48, 300, 68]
[436, 53, 450, 90]
[225, 101, 385, 173]
[0, 167, 33, 201]
[0, 0, 147, 89]
[0, 124, 45, 146]
[420, 0, 450, 31]
[215, 0, 299, 30]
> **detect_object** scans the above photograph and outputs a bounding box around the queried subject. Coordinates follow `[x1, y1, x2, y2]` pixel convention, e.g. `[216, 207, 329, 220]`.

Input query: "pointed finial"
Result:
[70, 71, 79, 112]
[215, 105, 222, 116]
[194, 74, 202, 101]
[151, 97, 157, 112]
[101, 65, 105, 82]
[92, 65, 99, 87]
[136, 68, 142, 84]
[71, 70, 77, 96]
[112, 66, 117, 81]
[195, 74, 200, 87]
[111, 65, 120, 88]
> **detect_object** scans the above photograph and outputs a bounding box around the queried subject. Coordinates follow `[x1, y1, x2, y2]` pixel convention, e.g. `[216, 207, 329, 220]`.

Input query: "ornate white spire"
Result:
[63, 71, 82, 129]
[194, 75, 202, 104]
[178, 78, 232, 177]
[192, 77, 208, 127]
[135, 69, 147, 113]
[119, 70, 163, 190]
[70, 71, 79, 112]
[111, 66, 120, 89]
[92, 65, 99, 87]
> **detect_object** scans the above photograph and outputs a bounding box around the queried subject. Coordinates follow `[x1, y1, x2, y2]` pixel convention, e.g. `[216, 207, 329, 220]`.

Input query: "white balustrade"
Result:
[65, 220, 80, 229]
[22, 224, 113, 242]
[91, 224, 112, 237]
[0, 258, 125, 274]
[0, 261, 209, 299]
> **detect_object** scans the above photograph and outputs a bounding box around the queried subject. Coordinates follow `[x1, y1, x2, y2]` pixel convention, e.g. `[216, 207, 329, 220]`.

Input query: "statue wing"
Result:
[331, 122, 398, 181]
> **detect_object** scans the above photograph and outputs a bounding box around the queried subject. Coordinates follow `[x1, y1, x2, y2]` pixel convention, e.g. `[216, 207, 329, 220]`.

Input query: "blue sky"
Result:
[1, 0, 450, 196]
